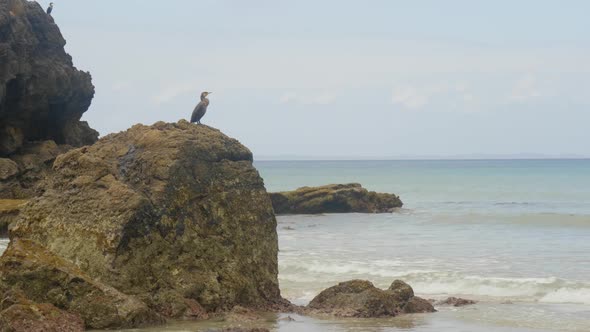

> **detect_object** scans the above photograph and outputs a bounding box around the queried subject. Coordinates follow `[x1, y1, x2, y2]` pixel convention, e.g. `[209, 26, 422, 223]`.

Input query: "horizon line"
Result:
[254, 157, 590, 162]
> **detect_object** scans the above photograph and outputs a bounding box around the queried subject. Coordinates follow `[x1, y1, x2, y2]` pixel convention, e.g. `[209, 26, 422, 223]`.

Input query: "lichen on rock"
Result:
[0, 301, 85, 332]
[0, 238, 163, 329]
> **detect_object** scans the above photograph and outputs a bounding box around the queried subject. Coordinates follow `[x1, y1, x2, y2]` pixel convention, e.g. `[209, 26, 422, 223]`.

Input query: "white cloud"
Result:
[311, 93, 337, 105]
[510, 75, 541, 102]
[111, 81, 132, 92]
[463, 93, 475, 102]
[279, 92, 336, 105]
[279, 92, 297, 104]
[153, 84, 198, 105]
[391, 87, 429, 109]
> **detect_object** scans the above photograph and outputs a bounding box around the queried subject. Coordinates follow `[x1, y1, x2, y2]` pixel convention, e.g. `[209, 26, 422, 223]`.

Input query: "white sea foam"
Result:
[540, 288, 590, 305]
[0, 239, 8, 254]
[408, 274, 568, 298]
[279, 256, 590, 305]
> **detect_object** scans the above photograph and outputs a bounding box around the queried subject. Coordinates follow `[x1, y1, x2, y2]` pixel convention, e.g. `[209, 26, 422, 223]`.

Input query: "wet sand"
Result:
[106, 309, 556, 332]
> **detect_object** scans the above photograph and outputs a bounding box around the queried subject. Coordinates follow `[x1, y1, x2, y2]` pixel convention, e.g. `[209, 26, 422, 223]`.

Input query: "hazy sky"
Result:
[47, 0, 589, 159]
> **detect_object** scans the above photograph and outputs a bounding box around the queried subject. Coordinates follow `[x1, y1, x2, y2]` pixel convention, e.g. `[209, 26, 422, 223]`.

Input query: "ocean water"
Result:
[260, 159, 590, 332]
[2, 159, 589, 331]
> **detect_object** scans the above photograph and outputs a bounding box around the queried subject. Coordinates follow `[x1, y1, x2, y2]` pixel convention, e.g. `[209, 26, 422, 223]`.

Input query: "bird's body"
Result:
[191, 92, 212, 124]
[46, 2, 53, 15]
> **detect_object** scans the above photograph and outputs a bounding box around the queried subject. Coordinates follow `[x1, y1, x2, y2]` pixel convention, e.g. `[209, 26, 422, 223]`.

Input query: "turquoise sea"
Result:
[2, 159, 589, 331]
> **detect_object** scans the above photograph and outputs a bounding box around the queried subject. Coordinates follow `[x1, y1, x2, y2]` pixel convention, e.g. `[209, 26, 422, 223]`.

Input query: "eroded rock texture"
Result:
[0, 0, 98, 198]
[10, 121, 286, 323]
[0, 301, 84, 332]
[0, 238, 163, 329]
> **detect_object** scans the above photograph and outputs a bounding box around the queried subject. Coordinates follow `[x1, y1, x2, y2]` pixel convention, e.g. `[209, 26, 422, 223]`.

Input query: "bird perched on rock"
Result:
[191, 91, 212, 124]
[46, 2, 54, 15]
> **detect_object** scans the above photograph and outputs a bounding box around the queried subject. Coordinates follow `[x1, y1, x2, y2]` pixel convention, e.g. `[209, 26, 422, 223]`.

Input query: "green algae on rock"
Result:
[307, 279, 435, 317]
[0, 238, 163, 329]
[10, 120, 286, 320]
[270, 183, 403, 215]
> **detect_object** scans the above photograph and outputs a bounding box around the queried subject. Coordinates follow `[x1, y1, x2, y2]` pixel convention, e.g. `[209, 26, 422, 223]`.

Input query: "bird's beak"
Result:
[208, 92, 213, 95]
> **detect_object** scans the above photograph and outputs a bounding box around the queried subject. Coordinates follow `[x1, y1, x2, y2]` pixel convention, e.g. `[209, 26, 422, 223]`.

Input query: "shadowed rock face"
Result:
[0, 0, 98, 197]
[270, 184, 403, 215]
[11, 121, 286, 319]
[307, 280, 435, 317]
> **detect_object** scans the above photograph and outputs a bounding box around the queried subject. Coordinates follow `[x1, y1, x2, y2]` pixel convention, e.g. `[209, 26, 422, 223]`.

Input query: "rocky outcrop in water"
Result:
[270, 183, 403, 215]
[5, 121, 287, 329]
[306, 279, 435, 317]
[0, 0, 98, 198]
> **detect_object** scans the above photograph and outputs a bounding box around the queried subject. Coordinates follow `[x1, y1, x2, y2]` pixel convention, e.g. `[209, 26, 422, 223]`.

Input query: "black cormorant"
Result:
[191, 91, 212, 124]
[46, 2, 53, 15]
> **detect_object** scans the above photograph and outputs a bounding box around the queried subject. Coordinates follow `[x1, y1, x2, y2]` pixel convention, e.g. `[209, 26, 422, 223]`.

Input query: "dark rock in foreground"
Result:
[307, 280, 435, 317]
[8, 121, 287, 328]
[270, 184, 403, 215]
[0, 0, 98, 198]
[436, 297, 477, 307]
[0, 301, 84, 332]
[0, 238, 163, 329]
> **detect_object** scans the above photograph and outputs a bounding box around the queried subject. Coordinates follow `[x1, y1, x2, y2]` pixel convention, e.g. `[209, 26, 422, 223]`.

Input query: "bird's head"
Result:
[50, 2, 54, 6]
[200, 91, 212, 99]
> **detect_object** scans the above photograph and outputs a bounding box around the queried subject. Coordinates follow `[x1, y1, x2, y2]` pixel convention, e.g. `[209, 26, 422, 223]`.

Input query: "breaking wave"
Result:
[0, 239, 8, 254]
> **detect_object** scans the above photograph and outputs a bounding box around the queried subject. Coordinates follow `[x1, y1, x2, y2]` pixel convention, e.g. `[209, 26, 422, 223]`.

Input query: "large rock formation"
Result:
[306, 280, 435, 317]
[0, 0, 98, 198]
[7, 121, 286, 328]
[270, 184, 403, 215]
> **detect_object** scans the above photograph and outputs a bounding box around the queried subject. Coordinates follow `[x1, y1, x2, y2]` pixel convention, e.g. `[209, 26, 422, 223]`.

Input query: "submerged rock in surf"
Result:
[307, 279, 435, 318]
[436, 297, 477, 307]
[269, 183, 403, 215]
